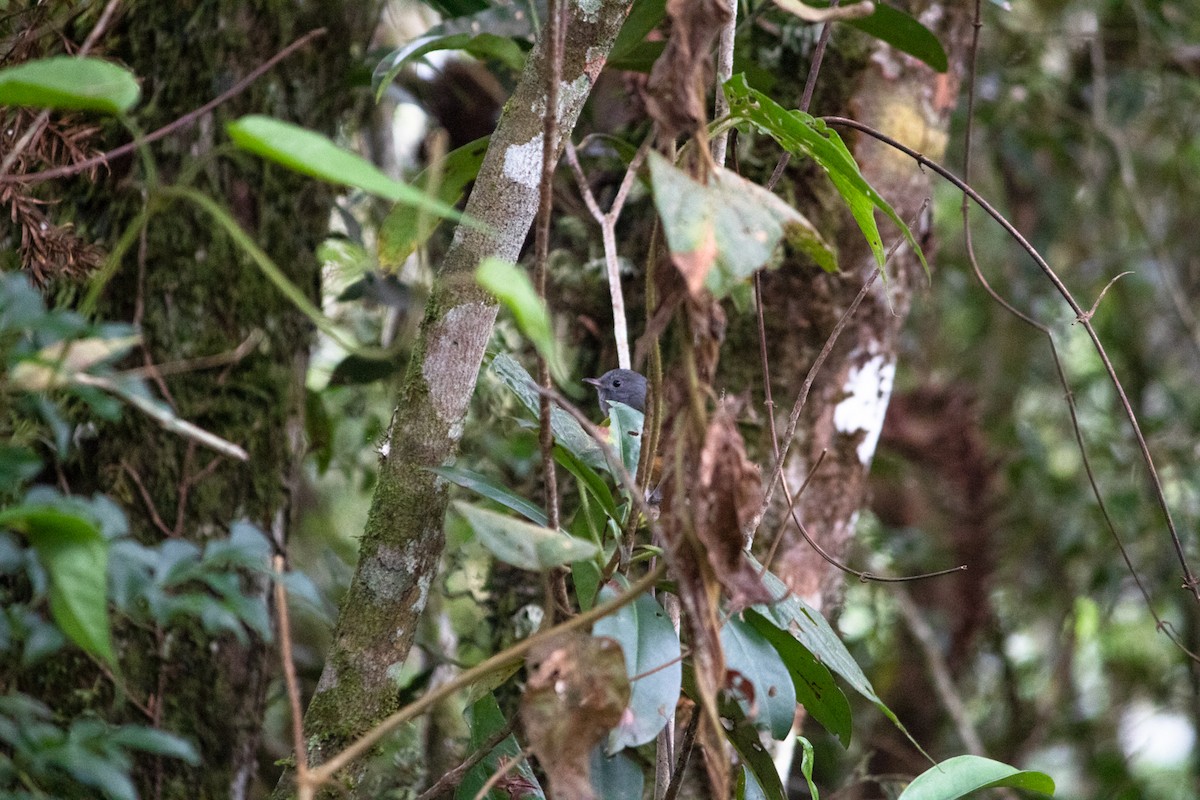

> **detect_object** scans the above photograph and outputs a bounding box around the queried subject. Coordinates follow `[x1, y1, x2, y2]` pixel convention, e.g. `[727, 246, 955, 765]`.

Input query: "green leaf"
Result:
[476, 258, 568, 384]
[749, 557, 910, 747]
[454, 502, 598, 570]
[606, 402, 644, 479]
[226, 116, 469, 222]
[0, 56, 140, 113]
[0, 446, 42, 488]
[374, 33, 526, 99]
[610, 0, 666, 64]
[722, 75, 928, 277]
[722, 615, 797, 740]
[108, 726, 200, 764]
[739, 764, 769, 800]
[745, 608, 852, 746]
[648, 151, 836, 300]
[490, 353, 607, 471]
[379, 136, 489, 270]
[590, 747, 644, 800]
[593, 586, 682, 751]
[832, 2, 948, 72]
[897, 755, 1056, 799]
[714, 684, 787, 800]
[0, 506, 113, 664]
[431, 465, 549, 526]
[459, 693, 544, 800]
[555, 445, 620, 522]
[798, 736, 820, 800]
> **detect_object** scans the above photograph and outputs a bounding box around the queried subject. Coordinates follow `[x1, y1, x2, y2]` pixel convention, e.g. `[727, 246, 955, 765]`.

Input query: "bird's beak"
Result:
[582, 377, 601, 387]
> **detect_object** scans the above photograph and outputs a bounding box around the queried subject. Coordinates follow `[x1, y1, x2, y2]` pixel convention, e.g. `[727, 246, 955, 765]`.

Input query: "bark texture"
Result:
[727, 4, 975, 613]
[290, 2, 634, 794]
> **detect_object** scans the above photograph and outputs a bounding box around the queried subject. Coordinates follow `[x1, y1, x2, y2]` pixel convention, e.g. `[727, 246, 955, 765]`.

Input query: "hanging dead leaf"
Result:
[522, 633, 630, 800]
[696, 405, 774, 608]
[644, 0, 732, 139]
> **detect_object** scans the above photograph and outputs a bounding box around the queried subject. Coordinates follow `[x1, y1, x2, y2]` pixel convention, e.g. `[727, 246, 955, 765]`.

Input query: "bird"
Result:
[583, 368, 647, 416]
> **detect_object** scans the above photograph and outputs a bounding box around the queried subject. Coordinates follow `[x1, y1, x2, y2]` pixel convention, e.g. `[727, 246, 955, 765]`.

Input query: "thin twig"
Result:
[823, 114, 1200, 602]
[4, 28, 328, 186]
[415, 719, 517, 800]
[662, 706, 700, 800]
[534, 0, 565, 546]
[471, 747, 533, 800]
[303, 562, 667, 789]
[894, 587, 985, 753]
[779, 469, 965, 583]
[763, 0, 840, 192]
[565, 134, 653, 370]
[273, 555, 309, 790]
[760, 448, 826, 574]
[120, 459, 174, 537]
[747, 268, 879, 537]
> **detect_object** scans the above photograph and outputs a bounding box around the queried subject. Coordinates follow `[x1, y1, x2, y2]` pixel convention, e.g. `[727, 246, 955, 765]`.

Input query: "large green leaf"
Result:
[593, 586, 682, 751]
[490, 353, 607, 471]
[477, 258, 568, 384]
[373, 33, 526, 99]
[379, 136, 489, 269]
[897, 755, 1055, 799]
[0, 56, 140, 113]
[745, 608, 852, 746]
[722, 75, 928, 276]
[848, 4, 947, 72]
[749, 557, 911, 745]
[722, 615, 797, 740]
[431, 465, 549, 526]
[0, 506, 113, 665]
[454, 502, 598, 570]
[226, 116, 468, 222]
[648, 151, 836, 299]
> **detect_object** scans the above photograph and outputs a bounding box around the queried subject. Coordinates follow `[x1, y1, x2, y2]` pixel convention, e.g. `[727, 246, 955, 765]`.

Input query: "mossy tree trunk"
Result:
[41, 3, 382, 798]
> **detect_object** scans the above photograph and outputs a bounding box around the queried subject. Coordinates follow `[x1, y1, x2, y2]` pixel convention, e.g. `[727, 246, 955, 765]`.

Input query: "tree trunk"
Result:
[285, 2, 633, 795]
[725, 3, 975, 615]
[39, 3, 381, 798]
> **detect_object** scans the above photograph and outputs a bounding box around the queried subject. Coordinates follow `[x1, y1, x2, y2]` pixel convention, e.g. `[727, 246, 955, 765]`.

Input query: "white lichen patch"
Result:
[363, 541, 422, 601]
[832, 353, 896, 465]
[503, 133, 544, 189]
[576, 0, 601, 22]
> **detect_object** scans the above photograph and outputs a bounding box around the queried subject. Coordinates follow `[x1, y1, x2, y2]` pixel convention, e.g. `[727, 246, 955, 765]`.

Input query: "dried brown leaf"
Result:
[522, 633, 631, 800]
[644, 0, 732, 139]
[696, 405, 773, 607]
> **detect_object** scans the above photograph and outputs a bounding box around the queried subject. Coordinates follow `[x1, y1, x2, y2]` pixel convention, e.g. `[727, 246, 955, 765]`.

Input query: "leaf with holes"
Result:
[722, 615, 796, 740]
[723, 75, 928, 277]
[649, 151, 835, 299]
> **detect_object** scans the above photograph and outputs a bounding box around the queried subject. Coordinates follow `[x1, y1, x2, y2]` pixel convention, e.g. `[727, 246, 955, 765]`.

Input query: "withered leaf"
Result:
[522, 633, 631, 800]
[696, 405, 774, 607]
[644, 0, 732, 139]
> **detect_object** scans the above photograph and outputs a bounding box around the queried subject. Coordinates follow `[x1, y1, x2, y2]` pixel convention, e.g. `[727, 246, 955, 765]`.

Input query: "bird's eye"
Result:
[613, 379, 622, 387]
